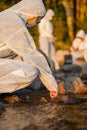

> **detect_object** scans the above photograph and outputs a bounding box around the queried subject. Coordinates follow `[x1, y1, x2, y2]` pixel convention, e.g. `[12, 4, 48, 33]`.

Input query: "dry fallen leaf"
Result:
[4, 95, 21, 103]
[40, 97, 48, 103]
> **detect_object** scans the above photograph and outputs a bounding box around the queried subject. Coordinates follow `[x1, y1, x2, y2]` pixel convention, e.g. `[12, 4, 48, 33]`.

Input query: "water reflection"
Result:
[0, 93, 87, 130]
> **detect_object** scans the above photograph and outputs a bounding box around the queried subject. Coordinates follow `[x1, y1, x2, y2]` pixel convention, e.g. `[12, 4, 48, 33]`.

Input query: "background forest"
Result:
[0, 0, 87, 50]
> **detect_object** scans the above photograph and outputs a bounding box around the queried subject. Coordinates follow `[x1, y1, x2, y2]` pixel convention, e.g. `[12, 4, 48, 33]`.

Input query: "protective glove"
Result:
[50, 90, 58, 99]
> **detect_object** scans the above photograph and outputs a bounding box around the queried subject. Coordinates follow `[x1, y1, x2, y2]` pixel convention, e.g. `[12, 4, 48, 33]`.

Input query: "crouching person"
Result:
[70, 30, 87, 63]
[0, 0, 58, 99]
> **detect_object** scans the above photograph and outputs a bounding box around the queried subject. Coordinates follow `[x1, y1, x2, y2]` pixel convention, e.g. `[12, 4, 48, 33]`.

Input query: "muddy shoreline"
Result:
[0, 59, 87, 130]
[0, 89, 87, 130]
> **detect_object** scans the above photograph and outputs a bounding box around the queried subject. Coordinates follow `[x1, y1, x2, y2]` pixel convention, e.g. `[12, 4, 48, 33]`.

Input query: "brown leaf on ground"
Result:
[74, 77, 87, 94]
[40, 97, 48, 103]
[4, 95, 21, 103]
[58, 82, 66, 94]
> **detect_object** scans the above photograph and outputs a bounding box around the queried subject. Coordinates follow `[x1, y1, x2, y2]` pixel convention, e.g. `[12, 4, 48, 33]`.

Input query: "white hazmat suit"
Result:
[0, 0, 58, 93]
[71, 30, 87, 62]
[38, 9, 59, 70]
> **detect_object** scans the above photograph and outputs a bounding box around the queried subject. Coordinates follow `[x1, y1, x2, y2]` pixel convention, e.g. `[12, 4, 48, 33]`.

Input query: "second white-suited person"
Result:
[38, 9, 60, 70]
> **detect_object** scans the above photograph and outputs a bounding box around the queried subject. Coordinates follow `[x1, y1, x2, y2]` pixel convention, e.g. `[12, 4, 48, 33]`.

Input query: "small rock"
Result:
[62, 64, 82, 73]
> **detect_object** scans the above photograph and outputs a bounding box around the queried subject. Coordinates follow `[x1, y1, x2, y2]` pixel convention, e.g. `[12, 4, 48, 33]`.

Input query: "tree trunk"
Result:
[76, 0, 87, 26]
[62, 0, 74, 41]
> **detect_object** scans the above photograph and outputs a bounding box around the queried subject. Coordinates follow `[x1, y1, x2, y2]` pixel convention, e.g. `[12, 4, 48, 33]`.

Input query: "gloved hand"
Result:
[50, 90, 58, 99]
[50, 39, 56, 44]
[48, 35, 56, 44]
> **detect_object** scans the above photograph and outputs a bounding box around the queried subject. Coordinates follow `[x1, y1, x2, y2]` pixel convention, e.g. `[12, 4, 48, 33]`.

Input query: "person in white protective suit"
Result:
[38, 9, 60, 70]
[70, 30, 87, 62]
[0, 0, 58, 99]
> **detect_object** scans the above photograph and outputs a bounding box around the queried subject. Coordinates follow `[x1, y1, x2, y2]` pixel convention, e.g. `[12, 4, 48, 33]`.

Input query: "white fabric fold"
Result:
[0, 0, 58, 93]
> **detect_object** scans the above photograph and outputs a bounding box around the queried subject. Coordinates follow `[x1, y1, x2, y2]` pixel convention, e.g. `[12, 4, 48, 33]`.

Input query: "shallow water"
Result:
[0, 90, 87, 130]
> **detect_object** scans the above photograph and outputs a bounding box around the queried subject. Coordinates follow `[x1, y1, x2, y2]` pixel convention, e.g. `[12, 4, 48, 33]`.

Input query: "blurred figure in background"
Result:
[70, 30, 87, 63]
[38, 9, 60, 70]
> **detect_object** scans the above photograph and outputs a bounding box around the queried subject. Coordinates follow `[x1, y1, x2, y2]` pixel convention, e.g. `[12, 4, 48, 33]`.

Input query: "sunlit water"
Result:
[0, 91, 87, 130]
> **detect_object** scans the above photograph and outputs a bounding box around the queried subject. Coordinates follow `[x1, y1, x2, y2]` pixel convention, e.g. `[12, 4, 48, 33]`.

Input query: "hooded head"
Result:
[45, 9, 54, 20]
[11, 0, 46, 26]
[76, 30, 85, 39]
